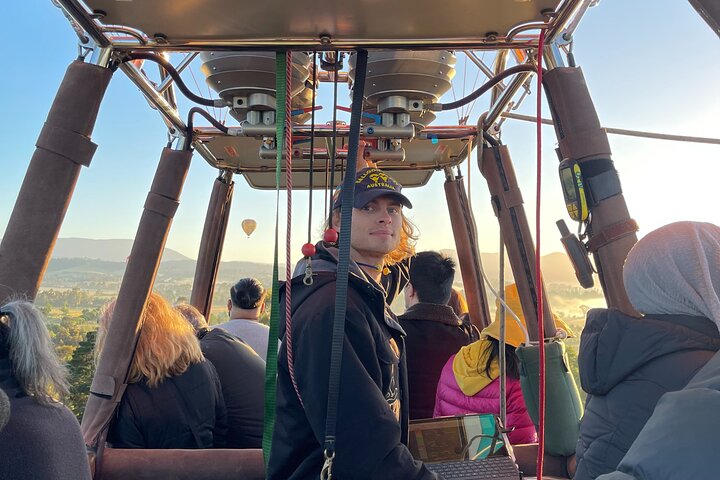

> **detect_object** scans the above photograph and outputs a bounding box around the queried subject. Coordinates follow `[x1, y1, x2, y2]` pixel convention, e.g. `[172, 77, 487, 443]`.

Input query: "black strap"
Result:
[323, 49, 368, 461]
[585, 168, 622, 206]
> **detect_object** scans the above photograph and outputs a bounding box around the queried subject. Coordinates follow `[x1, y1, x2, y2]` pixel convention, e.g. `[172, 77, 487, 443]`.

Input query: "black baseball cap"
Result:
[333, 168, 413, 210]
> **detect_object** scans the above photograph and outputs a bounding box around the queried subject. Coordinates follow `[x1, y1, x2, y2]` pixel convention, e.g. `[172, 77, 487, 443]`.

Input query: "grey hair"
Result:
[1, 300, 69, 405]
[175, 303, 208, 332]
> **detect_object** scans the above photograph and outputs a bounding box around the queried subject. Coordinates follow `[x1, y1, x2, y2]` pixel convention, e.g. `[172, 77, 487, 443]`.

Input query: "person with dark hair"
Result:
[98, 293, 227, 449]
[434, 284, 538, 445]
[214, 278, 271, 361]
[0, 300, 91, 480]
[398, 251, 478, 420]
[176, 304, 266, 448]
[269, 153, 442, 479]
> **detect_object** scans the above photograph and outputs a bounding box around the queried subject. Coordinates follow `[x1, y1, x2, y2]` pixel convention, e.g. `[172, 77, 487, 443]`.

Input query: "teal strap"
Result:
[262, 51, 287, 468]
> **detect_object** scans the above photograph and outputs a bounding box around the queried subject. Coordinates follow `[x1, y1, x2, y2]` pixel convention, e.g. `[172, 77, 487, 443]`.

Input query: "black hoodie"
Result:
[267, 242, 439, 480]
[574, 308, 720, 480]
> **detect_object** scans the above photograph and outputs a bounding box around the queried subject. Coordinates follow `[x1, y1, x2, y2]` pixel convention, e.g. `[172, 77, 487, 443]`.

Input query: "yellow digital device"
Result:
[559, 159, 589, 222]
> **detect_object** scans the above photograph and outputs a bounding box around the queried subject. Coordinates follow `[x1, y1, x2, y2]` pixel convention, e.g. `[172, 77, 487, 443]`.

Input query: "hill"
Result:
[52, 238, 190, 262]
[43, 257, 277, 292]
[438, 249, 580, 286]
[42, 240, 582, 291]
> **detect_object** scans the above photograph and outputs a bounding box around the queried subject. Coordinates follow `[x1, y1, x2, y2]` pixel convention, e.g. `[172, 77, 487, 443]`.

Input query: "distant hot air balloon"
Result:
[241, 219, 257, 238]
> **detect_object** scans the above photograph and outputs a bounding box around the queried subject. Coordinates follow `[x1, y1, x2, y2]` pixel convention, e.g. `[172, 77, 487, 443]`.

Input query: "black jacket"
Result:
[574, 308, 720, 480]
[0, 332, 91, 480]
[398, 303, 478, 420]
[268, 243, 439, 480]
[199, 328, 265, 448]
[108, 359, 227, 449]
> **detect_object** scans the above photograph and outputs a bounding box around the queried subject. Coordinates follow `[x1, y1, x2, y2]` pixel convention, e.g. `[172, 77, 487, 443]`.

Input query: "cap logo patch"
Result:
[369, 172, 388, 183]
[355, 169, 397, 191]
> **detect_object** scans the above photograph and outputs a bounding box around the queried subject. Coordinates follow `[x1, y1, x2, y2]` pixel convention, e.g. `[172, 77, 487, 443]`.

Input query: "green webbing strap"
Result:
[262, 51, 287, 468]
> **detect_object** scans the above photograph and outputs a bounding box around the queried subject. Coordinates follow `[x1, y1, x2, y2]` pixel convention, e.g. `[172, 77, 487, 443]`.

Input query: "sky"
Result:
[1, 0, 719, 267]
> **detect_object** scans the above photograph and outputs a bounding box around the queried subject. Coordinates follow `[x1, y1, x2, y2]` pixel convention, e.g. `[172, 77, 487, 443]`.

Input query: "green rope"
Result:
[262, 51, 287, 468]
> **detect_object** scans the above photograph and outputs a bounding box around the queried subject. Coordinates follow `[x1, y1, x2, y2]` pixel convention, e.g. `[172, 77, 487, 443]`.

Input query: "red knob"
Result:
[323, 228, 339, 243]
[301, 242, 316, 258]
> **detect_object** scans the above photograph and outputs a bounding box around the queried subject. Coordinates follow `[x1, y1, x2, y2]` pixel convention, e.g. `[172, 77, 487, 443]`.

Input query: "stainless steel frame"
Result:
[50, 0, 591, 180]
[55, 0, 586, 51]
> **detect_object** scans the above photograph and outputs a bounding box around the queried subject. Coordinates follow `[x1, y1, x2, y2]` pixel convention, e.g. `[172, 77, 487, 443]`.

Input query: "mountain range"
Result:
[41, 238, 584, 288]
[52, 238, 191, 262]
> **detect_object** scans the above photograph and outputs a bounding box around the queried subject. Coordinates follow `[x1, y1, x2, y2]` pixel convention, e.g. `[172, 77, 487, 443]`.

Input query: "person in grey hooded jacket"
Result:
[596, 348, 720, 480]
[574, 221, 720, 480]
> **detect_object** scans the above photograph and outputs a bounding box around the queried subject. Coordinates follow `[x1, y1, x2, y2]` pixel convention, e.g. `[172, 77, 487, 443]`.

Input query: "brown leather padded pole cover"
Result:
[98, 448, 264, 480]
[543, 67, 638, 315]
[444, 175, 491, 329]
[480, 145, 555, 340]
[0, 61, 112, 303]
[190, 174, 234, 319]
[81, 148, 192, 451]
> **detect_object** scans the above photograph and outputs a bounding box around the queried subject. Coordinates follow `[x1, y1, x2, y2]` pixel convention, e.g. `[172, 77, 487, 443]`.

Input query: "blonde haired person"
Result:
[98, 293, 227, 448]
[317, 166, 418, 306]
[447, 288, 469, 318]
[0, 300, 91, 479]
[269, 162, 442, 479]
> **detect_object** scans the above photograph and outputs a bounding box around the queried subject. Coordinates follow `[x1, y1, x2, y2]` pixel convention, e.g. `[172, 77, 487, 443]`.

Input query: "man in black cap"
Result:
[268, 162, 441, 479]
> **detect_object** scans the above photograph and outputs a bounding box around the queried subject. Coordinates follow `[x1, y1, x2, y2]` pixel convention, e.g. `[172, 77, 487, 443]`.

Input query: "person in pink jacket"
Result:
[434, 284, 571, 445]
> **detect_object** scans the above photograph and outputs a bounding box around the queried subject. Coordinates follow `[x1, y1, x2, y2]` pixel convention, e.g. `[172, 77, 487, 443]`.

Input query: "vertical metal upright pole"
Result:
[190, 170, 235, 320]
[498, 233, 507, 427]
[543, 66, 638, 315]
[0, 59, 112, 303]
[444, 168, 492, 329]
[480, 144, 555, 340]
[81, 145, 192, 459]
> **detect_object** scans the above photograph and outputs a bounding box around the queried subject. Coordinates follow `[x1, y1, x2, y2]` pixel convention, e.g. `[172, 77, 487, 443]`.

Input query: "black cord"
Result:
[308, 52, 318, 243]
[459, 434, 503, 460]
[483, 130, 500, 148]
[327, 59, 340, 225]
[123, 52, 222, 108]
[185, 107, 229, 150]
[432, 64, 537, 112]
